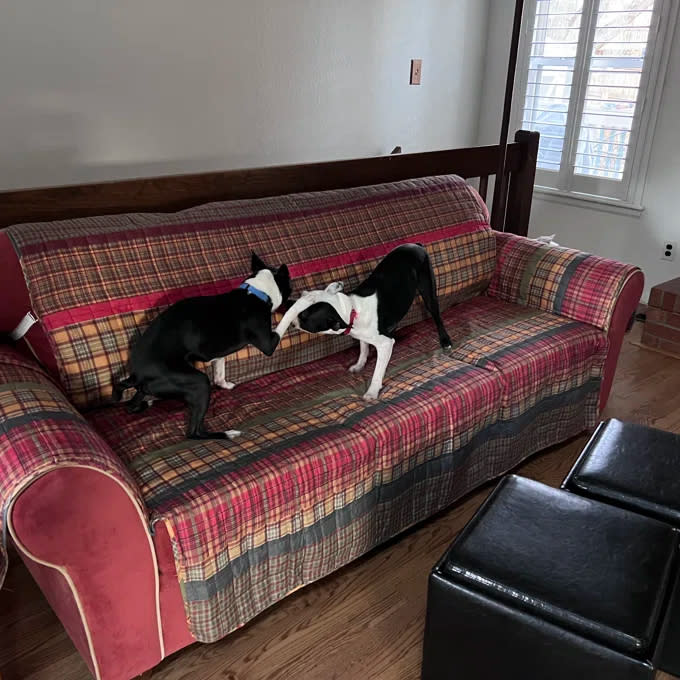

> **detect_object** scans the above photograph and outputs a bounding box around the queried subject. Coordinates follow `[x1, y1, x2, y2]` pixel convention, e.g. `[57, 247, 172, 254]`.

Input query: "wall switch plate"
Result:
[410, 59, 422, 85]
[661, 241, 677, 261]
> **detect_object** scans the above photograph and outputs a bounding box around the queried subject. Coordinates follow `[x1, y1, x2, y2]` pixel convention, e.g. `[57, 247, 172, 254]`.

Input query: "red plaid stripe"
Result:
[9, 175, 494, 409]
[487, 231, 641, 331]
[0, 346, 145, 590]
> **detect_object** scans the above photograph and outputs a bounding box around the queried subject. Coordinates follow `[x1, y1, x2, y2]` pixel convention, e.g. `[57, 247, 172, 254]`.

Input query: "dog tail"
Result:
[416, 249, 452, 350]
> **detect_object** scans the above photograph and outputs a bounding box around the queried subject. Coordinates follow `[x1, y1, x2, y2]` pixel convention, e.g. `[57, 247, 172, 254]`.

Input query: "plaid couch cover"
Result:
[0, 175, 641, 645]
[6, 175, 493, 409]
[86, 295, 608, 642]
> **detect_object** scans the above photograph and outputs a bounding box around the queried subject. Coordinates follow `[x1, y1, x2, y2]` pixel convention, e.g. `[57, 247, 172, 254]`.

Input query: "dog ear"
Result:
[251, 252, 267, 273]
[275, 263, 290, 281]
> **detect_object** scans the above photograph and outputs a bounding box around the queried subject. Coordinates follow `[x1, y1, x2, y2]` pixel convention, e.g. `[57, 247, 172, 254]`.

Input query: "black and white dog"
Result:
[114, 253, 291, 440]
[275, 243, 451, 401]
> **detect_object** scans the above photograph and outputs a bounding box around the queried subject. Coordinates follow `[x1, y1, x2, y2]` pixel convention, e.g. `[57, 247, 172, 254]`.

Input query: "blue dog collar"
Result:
[239, 282, 271, 304]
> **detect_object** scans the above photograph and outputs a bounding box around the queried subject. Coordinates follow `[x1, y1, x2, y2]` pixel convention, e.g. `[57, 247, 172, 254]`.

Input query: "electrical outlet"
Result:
[661, 241, 677, 261]
[410, 59, 422, 85]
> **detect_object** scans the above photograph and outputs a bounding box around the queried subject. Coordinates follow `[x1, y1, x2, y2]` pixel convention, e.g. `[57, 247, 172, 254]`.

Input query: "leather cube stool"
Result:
[563, 418, 680, 675]
[563, 419, 680, 526]
[421, 475, 679, 680]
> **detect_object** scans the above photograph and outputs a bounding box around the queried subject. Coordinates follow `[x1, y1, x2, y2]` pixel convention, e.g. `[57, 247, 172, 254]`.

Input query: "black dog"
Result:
[114, 253, 291, 439]
[275, 243, 451, 400]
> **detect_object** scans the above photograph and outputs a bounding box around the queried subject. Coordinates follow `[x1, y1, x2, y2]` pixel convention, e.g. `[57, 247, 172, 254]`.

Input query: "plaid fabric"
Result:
[443, 296, 608, 420]
[87, 295, 605, 642]
[7, 175, 493, 409]
[487, 231, 641, 332]
[0, 346, 144, 590]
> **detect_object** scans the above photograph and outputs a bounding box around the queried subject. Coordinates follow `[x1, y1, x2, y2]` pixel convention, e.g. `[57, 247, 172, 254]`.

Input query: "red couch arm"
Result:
[487, 232, 644, 412]
[488, 231, 642, 333]
[0, 346, 165, 680]
[598, 269, 644, 411]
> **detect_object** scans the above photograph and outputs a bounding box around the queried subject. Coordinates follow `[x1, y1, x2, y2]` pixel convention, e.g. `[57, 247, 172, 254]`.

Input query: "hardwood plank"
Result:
[0, 323, 676, 680]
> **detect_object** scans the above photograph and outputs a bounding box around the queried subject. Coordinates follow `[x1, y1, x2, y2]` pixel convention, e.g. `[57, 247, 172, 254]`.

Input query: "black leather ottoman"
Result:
[563, 418, 680, 675]
[421, 475, 679, 680]
[563, 419, 680, 526]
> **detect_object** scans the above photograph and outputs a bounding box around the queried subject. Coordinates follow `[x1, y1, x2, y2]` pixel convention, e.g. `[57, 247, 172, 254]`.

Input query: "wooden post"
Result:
[505, 130, 539, 236]
[490, 0, 525, 231]
[478, 175, 489, 202]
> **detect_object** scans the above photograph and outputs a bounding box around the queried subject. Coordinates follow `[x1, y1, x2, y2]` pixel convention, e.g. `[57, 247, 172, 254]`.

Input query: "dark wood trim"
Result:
[505, 130, 539, 237]
[478, 176, 489, 202]
[496, 169, 511, 232]
[0, 135, 536, 231]
[490, 0, 526, 231]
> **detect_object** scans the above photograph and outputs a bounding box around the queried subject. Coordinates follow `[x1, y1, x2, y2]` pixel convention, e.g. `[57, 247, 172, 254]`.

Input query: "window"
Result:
[515, 0, 677, 208]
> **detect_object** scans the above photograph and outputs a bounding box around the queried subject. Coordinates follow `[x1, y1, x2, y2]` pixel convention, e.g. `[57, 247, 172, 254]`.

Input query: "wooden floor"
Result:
[1, 323, 679, 680]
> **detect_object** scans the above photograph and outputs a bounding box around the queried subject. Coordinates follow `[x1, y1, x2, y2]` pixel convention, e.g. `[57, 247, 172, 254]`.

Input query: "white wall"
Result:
[0, 0, 489, 191]
[478, 0, 680, 301]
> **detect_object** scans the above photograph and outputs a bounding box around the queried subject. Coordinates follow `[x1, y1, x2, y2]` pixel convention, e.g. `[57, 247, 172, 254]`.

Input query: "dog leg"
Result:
[185, 375, 237, 439]
[250, 328, 281, 357]
[275, 296, 318, 339]
[349, 340, 369, 373]
[146, 366, 237, 440]
[113, 374, 140, 402]
[247, 313, 287, 357]
[211, 357, 235, 390]
[416, 255, 452, 349]
[363, 336, 395, 401]
[126, 390, 150, 414]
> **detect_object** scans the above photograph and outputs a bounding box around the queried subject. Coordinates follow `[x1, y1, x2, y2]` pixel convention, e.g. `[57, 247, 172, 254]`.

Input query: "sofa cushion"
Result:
[5, 175, 493, 409]
[86, 296, 608, 642]
[444, 296, 608, 421]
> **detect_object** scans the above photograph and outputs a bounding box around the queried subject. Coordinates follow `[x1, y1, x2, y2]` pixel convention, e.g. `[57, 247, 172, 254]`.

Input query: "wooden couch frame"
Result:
[0, 130, 539, 234]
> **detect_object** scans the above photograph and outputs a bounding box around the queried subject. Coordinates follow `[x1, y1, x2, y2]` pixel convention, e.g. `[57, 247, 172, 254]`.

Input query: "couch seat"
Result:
[446, 296, 608, 419]
[86, 295, 607, 641]
[87, 308, 504, 517]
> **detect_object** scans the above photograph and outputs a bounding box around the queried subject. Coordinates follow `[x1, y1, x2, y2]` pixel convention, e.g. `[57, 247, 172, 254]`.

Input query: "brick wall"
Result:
[642, 278, 680, 356]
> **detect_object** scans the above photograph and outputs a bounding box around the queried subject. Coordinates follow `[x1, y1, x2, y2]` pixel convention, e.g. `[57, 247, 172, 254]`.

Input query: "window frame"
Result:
[512, 0, 678, 213]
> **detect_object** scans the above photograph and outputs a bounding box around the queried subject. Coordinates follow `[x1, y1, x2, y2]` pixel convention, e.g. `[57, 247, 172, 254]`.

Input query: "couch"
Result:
[0, 166, 643, 679]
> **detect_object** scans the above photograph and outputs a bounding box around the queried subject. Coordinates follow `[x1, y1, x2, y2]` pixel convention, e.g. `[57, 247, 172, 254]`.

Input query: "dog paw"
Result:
[362, 390, 379, 402]
[215, 380, 236, 390]
[225, 429, 242, 439]
[348, 363, 365, 373]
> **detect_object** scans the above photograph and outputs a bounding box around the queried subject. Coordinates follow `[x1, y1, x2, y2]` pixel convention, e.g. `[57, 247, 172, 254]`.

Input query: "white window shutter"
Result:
[515, 0, 676, 206]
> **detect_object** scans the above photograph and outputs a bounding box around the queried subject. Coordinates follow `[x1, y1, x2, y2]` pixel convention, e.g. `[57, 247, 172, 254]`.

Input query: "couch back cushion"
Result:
[4, 174, 494, 409]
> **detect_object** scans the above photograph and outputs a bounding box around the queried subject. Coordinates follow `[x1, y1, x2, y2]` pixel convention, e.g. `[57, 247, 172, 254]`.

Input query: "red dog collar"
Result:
[344, 308, 358, 335]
